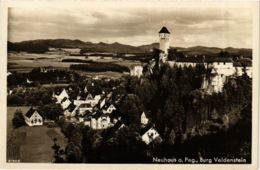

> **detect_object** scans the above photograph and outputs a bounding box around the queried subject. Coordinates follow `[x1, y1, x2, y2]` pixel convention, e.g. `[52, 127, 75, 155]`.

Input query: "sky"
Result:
[8, 6, 253, 48]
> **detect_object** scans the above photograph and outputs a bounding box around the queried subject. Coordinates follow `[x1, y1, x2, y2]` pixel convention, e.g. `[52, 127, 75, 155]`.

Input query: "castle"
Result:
[130, 26, 252, 93]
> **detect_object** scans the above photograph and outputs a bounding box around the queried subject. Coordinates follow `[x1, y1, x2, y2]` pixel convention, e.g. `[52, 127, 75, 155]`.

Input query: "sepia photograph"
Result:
[1, 0, 259, 168]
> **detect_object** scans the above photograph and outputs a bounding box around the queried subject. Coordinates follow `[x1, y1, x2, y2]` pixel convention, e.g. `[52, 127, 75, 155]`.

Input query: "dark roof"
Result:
[66, 103, 76, 112]
[159, 26, 170, 34]
[78, 103, 92, 108]
[61, 97, 69, 103]
[112, 120, 124, 132]
[89, 110, 103, 119]
[25, 107, 37, 118]
[140, 123, 156, 136]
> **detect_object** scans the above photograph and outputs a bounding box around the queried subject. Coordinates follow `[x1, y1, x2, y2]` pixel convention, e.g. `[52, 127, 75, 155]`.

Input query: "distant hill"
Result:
[139, 44, 252, 58]
[8, 39, 145, 54]
[80, 42, 145, 53]
[8, 39, 252, 58]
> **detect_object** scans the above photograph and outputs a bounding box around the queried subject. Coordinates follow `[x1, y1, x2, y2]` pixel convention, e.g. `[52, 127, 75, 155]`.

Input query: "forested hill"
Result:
[8, 39, 252, 58]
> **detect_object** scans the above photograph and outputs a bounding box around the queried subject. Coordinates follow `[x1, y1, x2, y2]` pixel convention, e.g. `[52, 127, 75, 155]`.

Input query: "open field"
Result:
[7, 107, 67, 163]
[8, 52, 143, 76]
[19, 126, 67, 163]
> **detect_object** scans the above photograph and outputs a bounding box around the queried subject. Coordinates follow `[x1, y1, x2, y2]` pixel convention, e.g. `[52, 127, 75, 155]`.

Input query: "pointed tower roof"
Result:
[159, 26, 170, 34]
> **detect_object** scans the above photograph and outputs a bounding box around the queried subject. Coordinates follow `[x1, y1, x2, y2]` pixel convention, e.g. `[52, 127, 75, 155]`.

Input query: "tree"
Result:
[99, 126, 147, 163]
[7, 95, 24, 106]
[39, 104, 63, 121]
[12, 110, 25, 128]
[66, 142, 82, 163]
[120, 94, 143, 125]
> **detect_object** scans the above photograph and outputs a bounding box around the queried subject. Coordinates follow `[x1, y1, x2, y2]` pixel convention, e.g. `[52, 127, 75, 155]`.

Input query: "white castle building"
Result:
[130, 65, 143, 78]
[130, 26, 252, 93]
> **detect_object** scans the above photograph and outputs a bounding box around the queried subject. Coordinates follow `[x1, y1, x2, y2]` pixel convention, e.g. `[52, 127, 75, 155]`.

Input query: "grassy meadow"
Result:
[7, 106, 67, 163]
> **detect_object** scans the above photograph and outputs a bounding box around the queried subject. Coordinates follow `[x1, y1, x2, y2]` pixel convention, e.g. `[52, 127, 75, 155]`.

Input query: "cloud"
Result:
[8, 6, 252, 48]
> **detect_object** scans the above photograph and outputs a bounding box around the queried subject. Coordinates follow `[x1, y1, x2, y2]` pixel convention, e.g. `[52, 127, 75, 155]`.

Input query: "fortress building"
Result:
[131, 26, 252, 94]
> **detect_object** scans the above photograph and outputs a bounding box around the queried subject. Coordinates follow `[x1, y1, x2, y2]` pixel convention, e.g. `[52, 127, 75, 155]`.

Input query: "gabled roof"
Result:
[159, 26, 170, 34]
[25, 107, 38, 118]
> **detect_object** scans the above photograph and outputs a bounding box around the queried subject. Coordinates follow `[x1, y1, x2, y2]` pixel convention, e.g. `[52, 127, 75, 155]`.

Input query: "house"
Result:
[103, 104, 116, 114]
[86, 93, 93, 101]
[84, 86, 88, 93]
[73, 95, 88, 106]
[84, 111, 112, 130]
[60, 97, 71, 110]
[76, 103, 93, 115]
[141, 111, 149, 126]
[71, 103, 93, 117]
[130, 65, 143, 78]
[54, 89, 69, 104]
[93, 95, 101, 105]
[140, 124, 161, 144]
[64, 103, 76, 116]
[24, 108, 43, 126]
[74, 93, 98, 107]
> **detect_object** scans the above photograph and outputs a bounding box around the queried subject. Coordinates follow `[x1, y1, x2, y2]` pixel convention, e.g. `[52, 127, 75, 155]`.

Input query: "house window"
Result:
[39, 119, 41, 123]
[31, 120, 33, 124]
[224, 62, 226, 65]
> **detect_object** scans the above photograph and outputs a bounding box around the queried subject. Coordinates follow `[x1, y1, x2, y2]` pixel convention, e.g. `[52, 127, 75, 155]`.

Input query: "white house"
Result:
[60, 97, 71, 110]
[141, 125, 161, 144]
[86, 93, 94, 101]
[84, 112, 111, 130]
[93, 95, 101, 105]
[71, 103, 93, 117]
[130, 65, 143, 78]
[84, 86, 88, 93]
[103, 104, 116, 114]
[141, 111, 149, 126]
[24, 108, 43, 126]
[54, 89, 69, 104]
[63, 104, 76, 117]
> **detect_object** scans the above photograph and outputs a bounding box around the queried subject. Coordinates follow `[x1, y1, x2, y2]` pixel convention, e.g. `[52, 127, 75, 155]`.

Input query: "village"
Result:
[7, 26, 253, 163]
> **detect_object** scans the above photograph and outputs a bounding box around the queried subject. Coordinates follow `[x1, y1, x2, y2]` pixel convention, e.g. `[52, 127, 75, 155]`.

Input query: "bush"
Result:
[12, 110, 26, 128]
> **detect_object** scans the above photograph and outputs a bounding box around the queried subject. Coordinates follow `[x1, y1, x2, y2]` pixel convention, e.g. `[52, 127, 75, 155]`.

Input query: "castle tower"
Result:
[159, 26, 170, 63]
